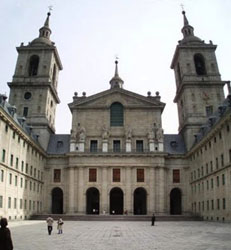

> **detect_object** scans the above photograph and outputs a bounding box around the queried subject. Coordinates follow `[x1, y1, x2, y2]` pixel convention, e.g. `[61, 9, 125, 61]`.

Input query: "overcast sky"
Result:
[1, 0, 231, 134]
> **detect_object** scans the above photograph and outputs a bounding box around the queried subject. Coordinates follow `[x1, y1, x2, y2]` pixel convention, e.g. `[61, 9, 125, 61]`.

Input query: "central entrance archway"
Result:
[86, 187, 100, 214]
[170, 188, 182, 215]
[110, 187, 123, 214]
[52, 187, 63, 214]
[134, 187, 147, 215]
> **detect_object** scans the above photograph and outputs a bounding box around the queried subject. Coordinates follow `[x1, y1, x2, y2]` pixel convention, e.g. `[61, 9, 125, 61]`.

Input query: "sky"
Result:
[1, 0, 231, 135]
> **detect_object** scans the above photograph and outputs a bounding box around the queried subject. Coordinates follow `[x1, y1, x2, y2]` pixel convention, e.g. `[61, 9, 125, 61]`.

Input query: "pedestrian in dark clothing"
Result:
[0, 218, 13, 250]
[151, 213, 156, 226]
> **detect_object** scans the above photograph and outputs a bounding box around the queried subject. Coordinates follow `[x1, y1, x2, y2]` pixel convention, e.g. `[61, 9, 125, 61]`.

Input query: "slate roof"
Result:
[47, 134, 70, 154]
[164, 134, 187, 155]
[0, 94, 40, 143]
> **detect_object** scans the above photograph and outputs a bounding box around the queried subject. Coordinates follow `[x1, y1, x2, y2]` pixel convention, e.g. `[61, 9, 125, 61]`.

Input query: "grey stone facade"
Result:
[0, 11, 230, 221]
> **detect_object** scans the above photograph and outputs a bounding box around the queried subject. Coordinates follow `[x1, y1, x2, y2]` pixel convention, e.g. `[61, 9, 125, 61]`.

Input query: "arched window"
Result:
[194, 54, 206, 76]
[110, 102, 124, 126]
[28, 55, 39, 76]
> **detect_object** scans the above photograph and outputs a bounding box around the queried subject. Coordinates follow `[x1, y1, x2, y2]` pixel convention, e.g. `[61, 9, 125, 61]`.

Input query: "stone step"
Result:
[30, 214, 203, 221]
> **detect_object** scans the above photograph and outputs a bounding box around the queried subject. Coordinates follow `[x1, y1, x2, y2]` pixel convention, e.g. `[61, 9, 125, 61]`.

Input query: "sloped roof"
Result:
[47, 134, 70, 154]
[164, 134, 187, 155]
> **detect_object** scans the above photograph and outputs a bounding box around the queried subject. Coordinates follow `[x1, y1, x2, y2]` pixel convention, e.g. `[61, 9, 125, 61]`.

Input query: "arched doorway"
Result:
[134, 187, 147, 215]
[86, 187, 100, 214]
[170, 188, 182, 215]
[52, 187, 63, 214]
[110, 187, 123, 214]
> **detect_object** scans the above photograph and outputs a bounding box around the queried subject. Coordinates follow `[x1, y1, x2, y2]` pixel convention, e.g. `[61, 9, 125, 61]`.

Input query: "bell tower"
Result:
[171, 11, 226, 150]
[8, 12, 63, 150]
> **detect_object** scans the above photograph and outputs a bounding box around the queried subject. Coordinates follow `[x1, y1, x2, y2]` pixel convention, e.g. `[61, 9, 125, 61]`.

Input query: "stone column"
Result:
[149, 167, 155, 214]
[101, 167, 108, 214]
[68, 167, 75, 213]
[125, 167, 132, 214]
[157, 167, 166, 214]
[77, 167, 84, 213]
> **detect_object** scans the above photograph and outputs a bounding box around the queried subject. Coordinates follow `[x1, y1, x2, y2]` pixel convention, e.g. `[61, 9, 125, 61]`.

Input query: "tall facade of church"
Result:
[0, 12, 230, 221]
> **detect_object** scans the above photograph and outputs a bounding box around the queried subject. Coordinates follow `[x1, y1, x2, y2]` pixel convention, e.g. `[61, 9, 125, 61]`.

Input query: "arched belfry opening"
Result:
[86, 187, 100, 214]
[28, 55, 39, 76]
[51, 187, 63, 214]
[194, 53, 206, 76]
[170, 188, 182, 215]
[110, 187, 123, 214]
[133, 187, 147, 215]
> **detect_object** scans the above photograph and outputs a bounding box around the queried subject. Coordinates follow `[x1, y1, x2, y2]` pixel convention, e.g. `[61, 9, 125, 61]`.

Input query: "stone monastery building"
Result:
[0, 11, 231, 222]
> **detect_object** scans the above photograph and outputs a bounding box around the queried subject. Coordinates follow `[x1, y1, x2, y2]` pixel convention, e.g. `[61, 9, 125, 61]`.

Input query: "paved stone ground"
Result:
[8, 220, 231, 250]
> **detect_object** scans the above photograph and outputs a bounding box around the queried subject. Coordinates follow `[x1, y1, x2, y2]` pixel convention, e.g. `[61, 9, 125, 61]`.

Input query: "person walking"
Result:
[0, 218, 13, 250]
[57, 218, 63, 234]
[46, 216, 54, 235]
[151, 213, 156, 226]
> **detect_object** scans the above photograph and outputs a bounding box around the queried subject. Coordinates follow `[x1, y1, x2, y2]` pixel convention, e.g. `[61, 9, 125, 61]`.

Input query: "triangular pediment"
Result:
[69, 88, 165, 112]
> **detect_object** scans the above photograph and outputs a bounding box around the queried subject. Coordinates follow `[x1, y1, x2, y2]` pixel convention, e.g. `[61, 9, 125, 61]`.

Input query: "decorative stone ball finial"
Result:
[147, 91, 151, 97]
[82, 92, 86, 97]
[155, 91, 159, 96]
[74, 92, 78, 97]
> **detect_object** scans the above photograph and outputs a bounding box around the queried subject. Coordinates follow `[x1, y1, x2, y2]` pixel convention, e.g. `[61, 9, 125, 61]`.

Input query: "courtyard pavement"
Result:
[8, 220, 231, 250]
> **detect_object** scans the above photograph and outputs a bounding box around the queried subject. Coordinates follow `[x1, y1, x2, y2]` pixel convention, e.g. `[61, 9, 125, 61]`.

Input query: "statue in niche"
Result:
[78, 127, 86, 141]
[147, 128, 155, 141]
[125, 127, 132, 140]
[156, 127, 164, 143]
[102, 125, 109, 140]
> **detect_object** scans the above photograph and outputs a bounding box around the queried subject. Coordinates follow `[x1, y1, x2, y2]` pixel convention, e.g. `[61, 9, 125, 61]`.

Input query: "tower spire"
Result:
[39, 12, 52, 39]
[109, 60, 124, 89]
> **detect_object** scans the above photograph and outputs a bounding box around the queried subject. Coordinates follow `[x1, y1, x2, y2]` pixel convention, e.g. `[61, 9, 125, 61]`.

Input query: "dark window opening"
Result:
[89, 168, 97, 182]
[137, 169, 144, 182]
[113, 140, 121, 152]
[54, 169, 61, 183]
[110, 102, 124, 126]
[173, 169, 180, 183]
[90, 140, 98, 152]
[28, 55, 39, 76]
[23, 107, 28, 117]
[194, 54, 206, 76]
[136, 140, 144, 152]
[113, 168, 120, 182]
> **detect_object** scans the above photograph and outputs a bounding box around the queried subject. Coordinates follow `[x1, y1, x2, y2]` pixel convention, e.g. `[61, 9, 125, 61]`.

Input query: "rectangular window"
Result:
[216, 157, 219, 169]
[217, 199, 220, 210]
[211, 178, 213, 189]
[24, 200, 27, 209]
[113, 168, 120, 182]
[25, 163, 28, 174]
[173, 169, 180, 183]
[207, 200, 209, 211]
[15, 176, 18, 186]
[34, 168, 36, 178]
[223, 198, 226, 209]
[222, 174, 225, 185]
[13, 131, 16, 139]
[20, 199, 22, 209]
[16, 157, 19, 169]
[90, 140, 98, 152]
[206, 164, 209, 174]
[229, 149, 231, 163]
[216, 176, 219, 187]
[210, 161, 213, 172]
[23, 107, 28, 117]
[8, 197, 11, 209]
[137, 169, 144, 182]
[221, 154, 224, 167]
[206, 106, 213, 116]
[25, 179, 28, 189]
[14, 198, 17, 209]
[54, 169, 61, 182]
[30, 181, 32, 190]
[211, 200, 214, 210]
[20, 177, 23, 188]
[89, 168, 97, 182]
[206, 180, 209, 190]
[2, 149, 6, 162]
[5, 125, 8, 133]
[21, 161, 24, 172]
[30, 166, 33, 176]
[29, 200, 31, 210]
[10, 154, 13, 166]
[113, 140, 121, 152]
[0, 195, 3, 208]
[9, 173, 12, 185]
[136, 140, 144, 152]
[1, 170, 4, 182]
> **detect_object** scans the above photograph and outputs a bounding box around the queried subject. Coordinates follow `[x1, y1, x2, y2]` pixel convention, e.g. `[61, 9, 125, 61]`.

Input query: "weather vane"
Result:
[180, 3, 184, 11]
[48, 5, 53, 12]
